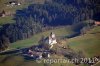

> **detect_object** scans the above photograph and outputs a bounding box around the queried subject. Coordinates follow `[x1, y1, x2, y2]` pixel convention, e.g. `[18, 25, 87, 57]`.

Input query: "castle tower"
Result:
[49, 32, 57, 45]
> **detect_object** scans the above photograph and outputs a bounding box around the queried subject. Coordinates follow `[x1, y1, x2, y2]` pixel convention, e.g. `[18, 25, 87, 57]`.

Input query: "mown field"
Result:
[0, 16, 14, 25]
[0, 26, 100, 66]
[68, 26, 100, 57]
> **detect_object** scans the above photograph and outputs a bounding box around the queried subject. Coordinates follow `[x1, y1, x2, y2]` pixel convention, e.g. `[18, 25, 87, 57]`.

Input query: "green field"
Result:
[68, 26, 100, 57]
[0, 16, 15, 25]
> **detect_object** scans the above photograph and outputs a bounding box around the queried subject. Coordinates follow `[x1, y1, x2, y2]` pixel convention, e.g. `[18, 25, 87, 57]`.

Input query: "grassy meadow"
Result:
[68, 26, 100, 57]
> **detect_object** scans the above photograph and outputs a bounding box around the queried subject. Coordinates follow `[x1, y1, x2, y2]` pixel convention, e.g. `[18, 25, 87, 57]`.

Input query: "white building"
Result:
[49, 32, 57, 45]
[44, 32, 57, 48]
[6, 1, 21, 6]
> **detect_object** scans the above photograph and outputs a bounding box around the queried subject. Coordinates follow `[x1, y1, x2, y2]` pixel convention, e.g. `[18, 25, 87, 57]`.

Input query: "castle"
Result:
[44, 32, 57, 48]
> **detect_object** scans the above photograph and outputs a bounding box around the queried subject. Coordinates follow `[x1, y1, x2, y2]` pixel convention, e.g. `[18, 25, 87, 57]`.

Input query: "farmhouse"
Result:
[6, 1, 21, 6]
[28, 49, 43, 59]
[0, 10, 15, 17]
[94, 21, 100, 26]
[0, 10, 6, 17]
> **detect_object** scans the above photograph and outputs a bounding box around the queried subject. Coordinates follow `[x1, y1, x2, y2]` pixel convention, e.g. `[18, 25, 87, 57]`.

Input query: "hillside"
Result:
[0, 26, 100, 66]
[0, 0, 100, 66]
[68, 26, 100, 57]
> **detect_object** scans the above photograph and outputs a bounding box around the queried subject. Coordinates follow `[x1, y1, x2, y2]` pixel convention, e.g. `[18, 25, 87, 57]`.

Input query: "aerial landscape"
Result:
[0, 0, 100, 66]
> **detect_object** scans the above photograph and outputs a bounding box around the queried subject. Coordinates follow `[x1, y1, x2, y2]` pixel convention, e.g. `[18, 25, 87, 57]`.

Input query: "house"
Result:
[94, 21, 100, 26]
[44, 32, 57, 49]
[0, 10, 15, 17]
[6, 1, 21, 6]
[28, 49, 43, 59]
[0, 10, 6, 17]
[42, 52, 50, 58]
